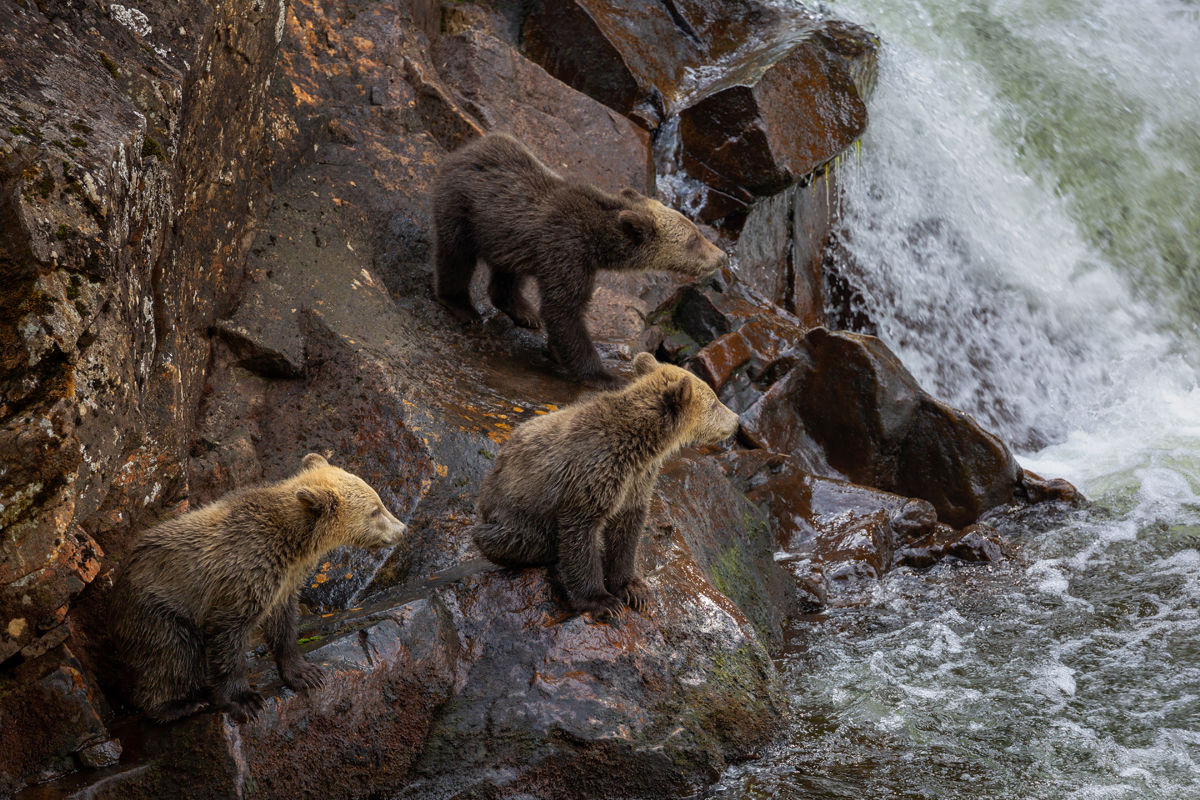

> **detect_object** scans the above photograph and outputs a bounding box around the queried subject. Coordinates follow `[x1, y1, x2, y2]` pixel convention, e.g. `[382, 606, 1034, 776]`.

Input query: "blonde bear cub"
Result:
[473, 353, 740, 618]
[110, 454, 407, 721]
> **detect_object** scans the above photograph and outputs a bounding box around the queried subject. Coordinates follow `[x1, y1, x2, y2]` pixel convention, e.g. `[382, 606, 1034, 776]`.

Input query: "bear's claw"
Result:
[499, 304, 542, 330]
[281, 660, 326, 692]
[578, 593, 627, 622]
[436, 295, 483, 324]
[222, 689, 266, 723]
[618, 578, 653, 614]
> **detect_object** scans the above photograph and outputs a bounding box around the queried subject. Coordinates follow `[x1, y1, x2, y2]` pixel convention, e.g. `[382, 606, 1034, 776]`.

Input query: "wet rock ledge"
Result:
[1, 0, 1077, 797]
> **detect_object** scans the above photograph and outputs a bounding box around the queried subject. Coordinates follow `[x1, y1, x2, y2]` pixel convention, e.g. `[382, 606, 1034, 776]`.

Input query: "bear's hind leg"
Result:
[433, 213, 483, 324]
[489, 270, 541, 329]
[472, 520, 555, 568]
[263, 594, 325, 692]
[114, 594, 209, 720]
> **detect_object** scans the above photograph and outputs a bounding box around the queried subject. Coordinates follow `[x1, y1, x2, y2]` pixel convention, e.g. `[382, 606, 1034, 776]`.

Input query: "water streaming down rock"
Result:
[709, 0, 1200, 797]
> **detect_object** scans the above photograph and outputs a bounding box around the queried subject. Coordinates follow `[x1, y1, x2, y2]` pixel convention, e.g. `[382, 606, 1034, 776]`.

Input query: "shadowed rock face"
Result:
[2, 0, 284, 786]
[433, 30, 654, 195]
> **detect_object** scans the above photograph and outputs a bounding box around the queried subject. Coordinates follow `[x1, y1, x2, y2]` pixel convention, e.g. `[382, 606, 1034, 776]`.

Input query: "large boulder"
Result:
[677, 41, 867, 199]
[740, 328, 1023, 527]
[521, 0, 806, 128]
[401, 455, 788, 799]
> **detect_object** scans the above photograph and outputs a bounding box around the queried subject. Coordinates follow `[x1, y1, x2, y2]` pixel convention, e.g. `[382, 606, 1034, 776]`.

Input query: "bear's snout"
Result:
[719, 407, 740, 440]
[380, 516, 407, 546]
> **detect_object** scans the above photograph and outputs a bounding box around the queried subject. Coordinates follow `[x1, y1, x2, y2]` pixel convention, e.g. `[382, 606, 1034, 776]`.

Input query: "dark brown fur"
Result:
[472, 353, 740, 619]
[432, 133, 725, 389]
[108, 454, 407, 722]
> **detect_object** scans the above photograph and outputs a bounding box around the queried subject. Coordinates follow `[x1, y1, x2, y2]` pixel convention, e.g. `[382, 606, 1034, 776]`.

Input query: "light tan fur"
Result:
[473, 353, 739, 619]
[109, 454, 406, 722]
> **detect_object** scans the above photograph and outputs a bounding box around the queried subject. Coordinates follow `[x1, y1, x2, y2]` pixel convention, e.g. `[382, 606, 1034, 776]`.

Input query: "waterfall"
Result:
[710, 1, 1200, 797]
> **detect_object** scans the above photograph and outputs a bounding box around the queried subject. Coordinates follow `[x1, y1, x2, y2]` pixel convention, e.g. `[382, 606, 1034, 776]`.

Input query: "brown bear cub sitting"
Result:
[109, 454, 407, 722]
[472, 353, 740, 619]
[432, 133, 726, 389]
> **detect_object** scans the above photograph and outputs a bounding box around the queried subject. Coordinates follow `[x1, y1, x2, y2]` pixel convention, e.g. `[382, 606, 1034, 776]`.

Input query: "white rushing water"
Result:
[710, 0, 1200, 797]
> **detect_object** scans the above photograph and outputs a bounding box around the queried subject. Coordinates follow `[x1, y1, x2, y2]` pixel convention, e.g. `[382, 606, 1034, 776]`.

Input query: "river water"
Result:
[709, 0, 1200, 797]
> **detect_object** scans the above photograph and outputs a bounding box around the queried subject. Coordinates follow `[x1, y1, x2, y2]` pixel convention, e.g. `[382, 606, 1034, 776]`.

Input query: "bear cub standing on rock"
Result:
[432, 133, 726, 389]
[472, 353, 740, 619]
[109, 454, 407, 722]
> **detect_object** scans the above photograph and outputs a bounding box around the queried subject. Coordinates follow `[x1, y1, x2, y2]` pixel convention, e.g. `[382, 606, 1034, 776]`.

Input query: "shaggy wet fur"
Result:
[108, 454, 407, 722]
[472, 353, 740, 619]
[432, 133, 725, 389]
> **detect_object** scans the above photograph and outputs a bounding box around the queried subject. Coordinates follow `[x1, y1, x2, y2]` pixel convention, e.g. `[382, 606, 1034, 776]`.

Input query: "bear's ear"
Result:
[633, 351, 659, 377]
[297, 487, 340, 515]
[618, 210, 655, 242]
[661, 376, 694, 418]
[302, 453, 329, 471]
[619, 187, 644, 201]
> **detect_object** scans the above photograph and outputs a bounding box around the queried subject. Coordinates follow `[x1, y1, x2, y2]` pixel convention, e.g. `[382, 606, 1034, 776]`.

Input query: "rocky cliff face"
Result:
[0, 0, 1075, 797]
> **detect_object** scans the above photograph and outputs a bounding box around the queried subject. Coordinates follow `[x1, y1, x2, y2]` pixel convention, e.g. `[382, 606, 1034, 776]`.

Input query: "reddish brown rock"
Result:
[678, 41, 867, 198]
[521, 0, 805, 127]
[740, 328, 1023, 527]
[0, 647, 110, 796]
[891, 498, 940, 540]
[734, 188, 793, 303]
[811, 509, 895, 585]
[790, 170, 838, 327]
[691, 328, 756, 390]
[1021, 470, 1083, 506]
[717, 170, 836, 320]
[432, 29, 654, 195]
[691, 315, 806, 392]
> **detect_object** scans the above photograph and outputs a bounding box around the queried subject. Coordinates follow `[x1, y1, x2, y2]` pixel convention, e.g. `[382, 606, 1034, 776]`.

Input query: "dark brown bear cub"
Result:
[432, 133, 726, 389]
[109, 454, 407, 722]
[472, 353, 739, 619]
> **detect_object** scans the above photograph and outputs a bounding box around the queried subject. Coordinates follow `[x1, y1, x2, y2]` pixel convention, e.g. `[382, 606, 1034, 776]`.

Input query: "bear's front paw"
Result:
[501, 305, 542, 330]
[617, 578, 654, 614]
[576, 592, 627, 622]
[436, 295, 483, 324]
[222, 689, 266, 723]
[281, 660, 326, 692]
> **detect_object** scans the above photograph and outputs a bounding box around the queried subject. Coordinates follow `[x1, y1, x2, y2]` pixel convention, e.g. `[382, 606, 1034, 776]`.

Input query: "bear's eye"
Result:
[371, 508, 382, 518]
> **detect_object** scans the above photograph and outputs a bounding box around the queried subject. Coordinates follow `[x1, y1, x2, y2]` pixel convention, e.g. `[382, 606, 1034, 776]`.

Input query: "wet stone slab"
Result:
[42, 598, 460, 800]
